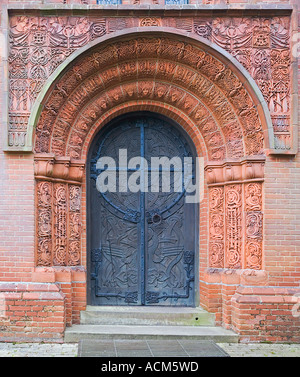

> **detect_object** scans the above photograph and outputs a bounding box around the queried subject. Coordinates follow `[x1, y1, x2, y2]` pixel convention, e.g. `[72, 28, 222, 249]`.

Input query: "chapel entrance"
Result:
[87, 113, 198, 306]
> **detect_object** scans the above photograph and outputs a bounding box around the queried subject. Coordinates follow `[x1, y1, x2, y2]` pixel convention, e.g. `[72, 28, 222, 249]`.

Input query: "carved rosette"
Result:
[35, 154, 84, 267]
[206, 158, 264, 270]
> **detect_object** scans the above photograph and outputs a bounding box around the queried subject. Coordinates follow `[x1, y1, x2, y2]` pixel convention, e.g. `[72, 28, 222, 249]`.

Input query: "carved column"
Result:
[206, 157, 265, 270]
[34, 154, 85, 267]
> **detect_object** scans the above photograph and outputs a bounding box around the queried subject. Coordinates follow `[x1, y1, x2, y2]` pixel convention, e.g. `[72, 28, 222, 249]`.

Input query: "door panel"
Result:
[89, 115, 196, 306]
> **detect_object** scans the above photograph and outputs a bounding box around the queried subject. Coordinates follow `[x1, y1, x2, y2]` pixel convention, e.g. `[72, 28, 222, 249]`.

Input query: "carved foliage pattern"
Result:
[68, 185, 82, 266]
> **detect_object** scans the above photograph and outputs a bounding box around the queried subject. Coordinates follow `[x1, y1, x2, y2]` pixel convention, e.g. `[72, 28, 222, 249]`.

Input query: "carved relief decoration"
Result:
[8, 14, 291, 152]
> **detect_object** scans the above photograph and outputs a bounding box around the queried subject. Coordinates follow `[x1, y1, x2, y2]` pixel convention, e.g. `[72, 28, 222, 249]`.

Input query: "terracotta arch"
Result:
[33, 30, 266, 306]
[29, 27, 274, 154]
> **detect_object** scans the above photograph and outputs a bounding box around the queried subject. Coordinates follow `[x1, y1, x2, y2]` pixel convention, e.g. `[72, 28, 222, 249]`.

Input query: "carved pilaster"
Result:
[34, 155, 84, 267]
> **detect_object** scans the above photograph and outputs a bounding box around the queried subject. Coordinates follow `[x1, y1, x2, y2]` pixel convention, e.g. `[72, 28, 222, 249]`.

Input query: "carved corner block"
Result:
[34, 154, 85, 183]
[205, 157, 265, 186]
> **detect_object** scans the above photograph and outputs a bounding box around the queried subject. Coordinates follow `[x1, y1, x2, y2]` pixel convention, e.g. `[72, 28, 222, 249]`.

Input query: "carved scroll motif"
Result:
[209, 187, 225, 268]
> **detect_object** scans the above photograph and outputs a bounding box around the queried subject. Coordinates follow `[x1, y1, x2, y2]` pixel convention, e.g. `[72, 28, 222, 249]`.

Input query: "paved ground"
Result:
[0, 341, 300, 357]
[78, 339, 229, 357]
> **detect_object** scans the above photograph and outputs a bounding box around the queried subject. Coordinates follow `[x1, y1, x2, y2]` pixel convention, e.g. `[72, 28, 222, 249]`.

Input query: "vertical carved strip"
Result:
[53, 183, 67, 266]
[36, 181, 52, 266]
[225, 184, 242, 269]
[209, 187, 225, 268]
[68, 185, 81, 266]
[245, 182, 263, 269]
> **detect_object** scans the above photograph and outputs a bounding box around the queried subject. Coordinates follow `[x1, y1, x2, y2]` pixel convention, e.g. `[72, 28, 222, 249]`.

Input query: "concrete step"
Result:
[80, 305, 215, 326]
[64, 324, 239, 343]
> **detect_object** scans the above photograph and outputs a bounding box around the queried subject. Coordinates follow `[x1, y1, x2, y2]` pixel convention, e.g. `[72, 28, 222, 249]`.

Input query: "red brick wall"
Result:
[232, 287, 300, 343]
[0, 153, 35, 283]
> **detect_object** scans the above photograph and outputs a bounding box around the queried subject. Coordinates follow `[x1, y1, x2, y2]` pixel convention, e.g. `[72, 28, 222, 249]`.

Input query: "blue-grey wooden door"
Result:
[89, 115, 196, 306]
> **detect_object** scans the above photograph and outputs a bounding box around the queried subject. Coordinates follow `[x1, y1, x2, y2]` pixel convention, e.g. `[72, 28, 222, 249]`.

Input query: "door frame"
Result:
[86, 111, 200, 307]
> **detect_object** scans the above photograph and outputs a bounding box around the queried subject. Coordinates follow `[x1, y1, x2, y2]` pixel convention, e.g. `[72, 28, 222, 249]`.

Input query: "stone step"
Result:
[64, 324, 238, 343]
[80, 305, 215, 326]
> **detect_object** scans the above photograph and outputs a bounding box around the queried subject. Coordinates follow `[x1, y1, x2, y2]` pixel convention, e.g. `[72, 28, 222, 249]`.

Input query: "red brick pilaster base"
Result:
[0, 282, 65, 342]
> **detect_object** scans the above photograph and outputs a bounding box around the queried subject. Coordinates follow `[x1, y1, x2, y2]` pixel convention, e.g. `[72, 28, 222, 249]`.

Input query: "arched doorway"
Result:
[32, 31, 267, 325]
[87, 112, 198, 306]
